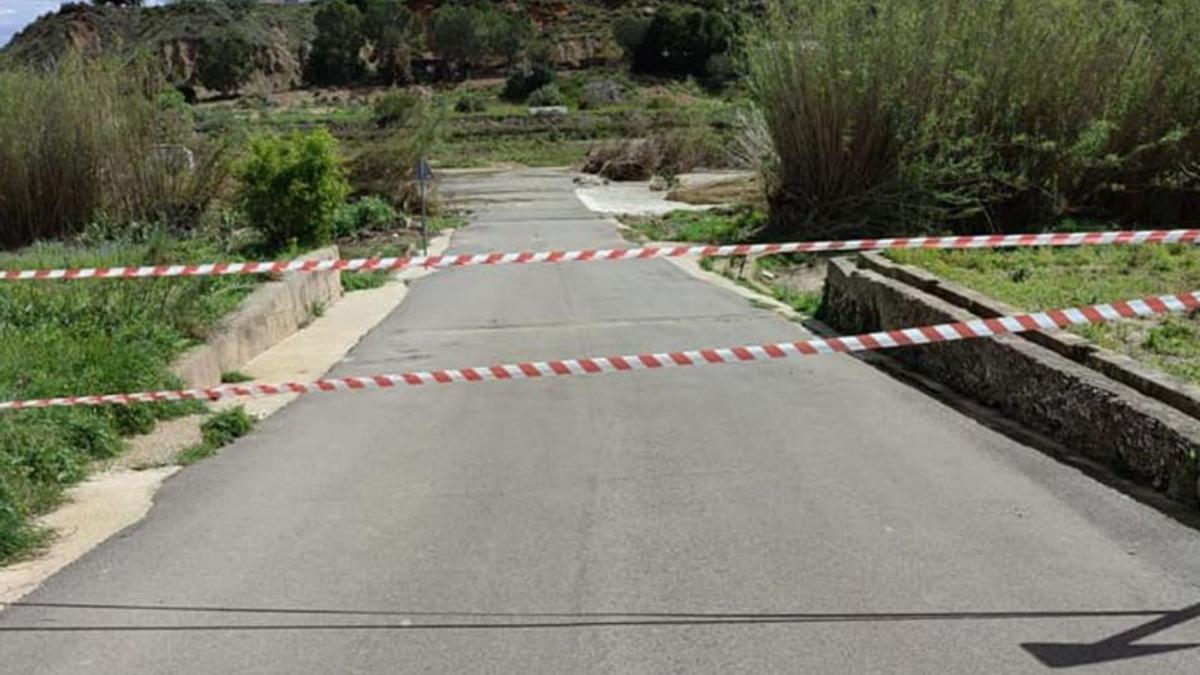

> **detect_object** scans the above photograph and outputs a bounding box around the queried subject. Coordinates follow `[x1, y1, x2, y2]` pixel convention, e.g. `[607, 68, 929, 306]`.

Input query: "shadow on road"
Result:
[4, 600, 1198, 667]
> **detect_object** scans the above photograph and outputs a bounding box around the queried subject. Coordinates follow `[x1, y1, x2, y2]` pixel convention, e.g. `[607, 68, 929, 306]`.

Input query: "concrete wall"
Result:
[856, 252, 1200, 422]
[172, 246, 343, 389]
[820, 256, 1200, 509]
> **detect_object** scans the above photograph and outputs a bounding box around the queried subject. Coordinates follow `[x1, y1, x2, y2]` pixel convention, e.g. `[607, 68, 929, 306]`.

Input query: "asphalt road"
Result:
[2, 169, 1199, 673]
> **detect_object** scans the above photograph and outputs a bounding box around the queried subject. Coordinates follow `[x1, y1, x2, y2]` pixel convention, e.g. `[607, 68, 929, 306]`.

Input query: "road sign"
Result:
[415, 158, 433, 255]
[414, 157, 434, 182]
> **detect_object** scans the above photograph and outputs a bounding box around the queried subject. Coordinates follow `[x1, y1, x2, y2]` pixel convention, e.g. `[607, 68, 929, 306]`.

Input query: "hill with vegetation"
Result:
[1, 1, 752, 91]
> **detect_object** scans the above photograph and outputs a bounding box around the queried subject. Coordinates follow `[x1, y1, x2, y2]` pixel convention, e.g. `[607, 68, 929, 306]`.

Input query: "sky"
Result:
[0, 1, 63, 48]
[0, 1, 167, 49]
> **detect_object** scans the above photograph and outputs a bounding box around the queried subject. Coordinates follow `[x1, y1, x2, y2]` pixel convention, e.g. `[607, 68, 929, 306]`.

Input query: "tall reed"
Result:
[746, 0, 1200, 238]
[0, 56, 230, 248]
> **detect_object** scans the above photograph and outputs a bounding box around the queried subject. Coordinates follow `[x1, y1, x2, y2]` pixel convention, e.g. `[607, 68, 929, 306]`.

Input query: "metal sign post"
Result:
[414, 158, 434, 256]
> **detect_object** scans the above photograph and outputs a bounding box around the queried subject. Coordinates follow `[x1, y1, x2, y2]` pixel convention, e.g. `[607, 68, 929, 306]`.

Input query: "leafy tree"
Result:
[196, 36, 255, 96]
[612, 14, 650, 57]
[430, 4, 484, 79]
[502, 61, 555, 102]
[235, 129, 350, 251]
[93, 0, 143, 6]
[304, 0, 365, 86]
[362, 0, 417, 85]
[614, 7, 732, 78]
[479, 9, 530, 66]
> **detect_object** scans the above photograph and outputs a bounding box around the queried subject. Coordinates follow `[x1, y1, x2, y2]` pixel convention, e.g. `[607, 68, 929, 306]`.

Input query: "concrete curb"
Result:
[172, 246, 343, 389]
[820, 256, 1200, 511]
[0, 230, 456, 604]
[856, 251, 1200, 422]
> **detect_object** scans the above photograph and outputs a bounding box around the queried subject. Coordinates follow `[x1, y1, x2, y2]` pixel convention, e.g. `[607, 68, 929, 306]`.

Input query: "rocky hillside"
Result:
[0, 1, 643, 90]
[2, 2, 317, 89]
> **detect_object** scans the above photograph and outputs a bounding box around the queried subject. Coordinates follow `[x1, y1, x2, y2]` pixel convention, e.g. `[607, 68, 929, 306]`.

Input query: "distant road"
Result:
[1, 169, 1197, 673]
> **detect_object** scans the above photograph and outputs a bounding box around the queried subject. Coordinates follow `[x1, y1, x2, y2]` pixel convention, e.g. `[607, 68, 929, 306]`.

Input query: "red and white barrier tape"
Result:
[3, 290, 1197, 410]
[4, 229, 1199, 282]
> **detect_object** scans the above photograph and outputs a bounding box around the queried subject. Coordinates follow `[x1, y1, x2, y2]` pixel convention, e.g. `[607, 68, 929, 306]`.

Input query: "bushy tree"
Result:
[612, 14, 649, 57]
[93, 0, 143, 6]
[430, 4, 484, 78]
[615, 7, 732, 78]
[502, 61, 555, 102]
[304, 0, 365, 86]
[362, 0, 417, 85]
[196, 36, 254, 96]
[235, 129, 350, 250]
[479, 9, 530, 66]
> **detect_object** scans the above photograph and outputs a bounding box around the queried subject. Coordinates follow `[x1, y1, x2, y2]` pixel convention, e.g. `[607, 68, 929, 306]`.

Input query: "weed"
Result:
[772, 287, 822, 316]
[178, 407, 256, 466]
[220, 371, 254, 384]
[201, 407, 255, 447]
[341, 272, 390, 292]
[0, 235, 256, 562]
[622, 209, 764, 244]
[332, 197, 400, 239]
[176, 443, 218, 466]
[890, 246, 1200, 386]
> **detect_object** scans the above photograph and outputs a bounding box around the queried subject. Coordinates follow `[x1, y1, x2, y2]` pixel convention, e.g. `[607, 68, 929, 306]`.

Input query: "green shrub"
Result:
[454, 95, 487, 114]
[748, 0, 1200, 239]
[235, 129, 350, 251]
[373, 88, 427, 127]
[0, 235, 258, 563]
[201, 407, 255, 448]
[527, 83, 565, 108]
[578, 79, 625, 110]
[349, 105, 441, 208]
[179, 406, 255, 465]
[332, 197, 399, 239]
[502, 62, 555, 102]
[220, 370, 253, 384]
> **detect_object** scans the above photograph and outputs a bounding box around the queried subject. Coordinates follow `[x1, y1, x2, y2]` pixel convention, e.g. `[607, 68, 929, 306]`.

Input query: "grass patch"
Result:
[426, 214, 467, 236]
[433, 136, 592, 168]
[342, 270, 391, 291]
[220, 370, 254, 384]
[771, 286, 822, 316]
[622, 209, 764, 244]
[0, 233, 258, 563]
[889, 245, 1200, 386]
[177, 407, 256, 466]
[341, 271, 391, 292]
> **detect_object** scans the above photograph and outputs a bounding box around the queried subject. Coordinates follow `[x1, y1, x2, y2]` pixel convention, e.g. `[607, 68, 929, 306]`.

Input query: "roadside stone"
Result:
[821, 257, 1200, 511]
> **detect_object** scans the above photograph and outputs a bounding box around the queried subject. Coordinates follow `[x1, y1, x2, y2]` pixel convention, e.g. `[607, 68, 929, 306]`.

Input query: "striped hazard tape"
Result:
[3, 290, 1197, 410]
[3, 229, 1199, 282]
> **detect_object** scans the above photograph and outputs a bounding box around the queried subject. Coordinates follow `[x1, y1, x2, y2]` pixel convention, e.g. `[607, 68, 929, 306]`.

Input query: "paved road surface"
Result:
[2, 169, 1199, 673]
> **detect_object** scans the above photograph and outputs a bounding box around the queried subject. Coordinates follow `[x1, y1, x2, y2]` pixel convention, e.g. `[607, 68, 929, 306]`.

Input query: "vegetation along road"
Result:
[2, 0, 1200, 672]
[0, 170, 1196, 672]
